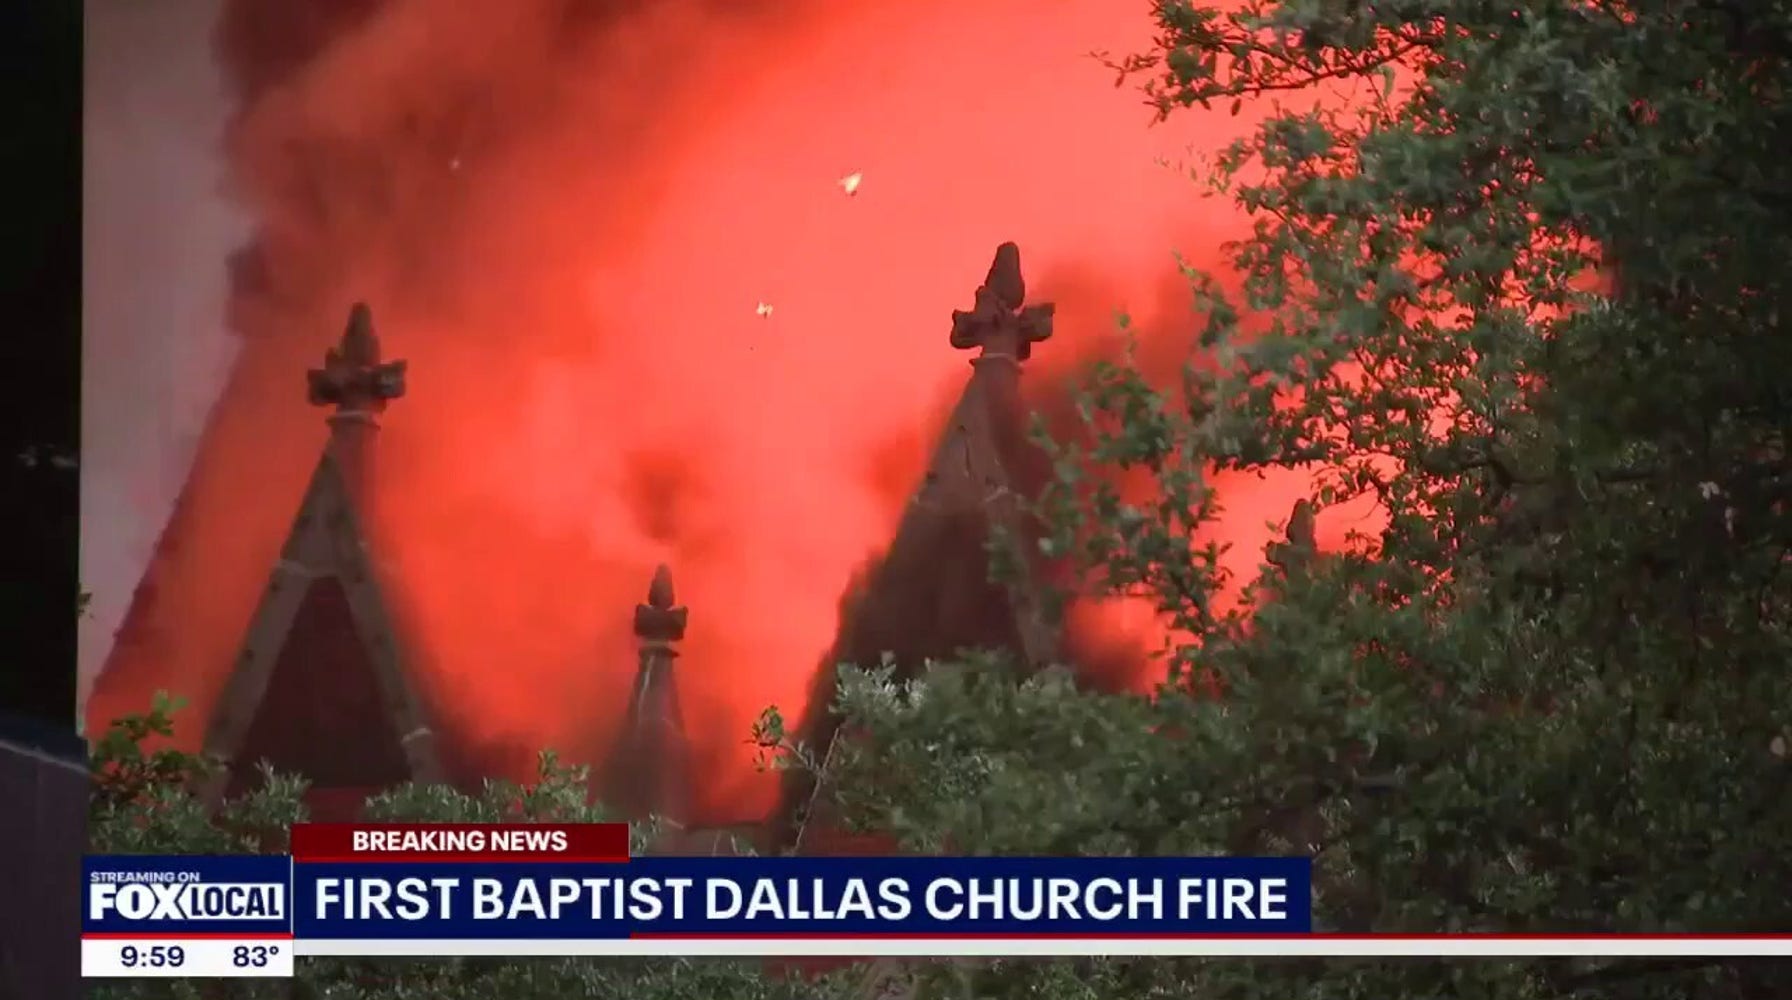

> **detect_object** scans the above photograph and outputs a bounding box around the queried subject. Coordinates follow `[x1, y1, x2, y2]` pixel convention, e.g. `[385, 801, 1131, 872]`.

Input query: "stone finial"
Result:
[633, 564, 688, 644]
[307, 302, 408, 415]
[949, 242, 1055, 361]
[1286, 500, 1316, 551]
[1267, 499, 1317, 570]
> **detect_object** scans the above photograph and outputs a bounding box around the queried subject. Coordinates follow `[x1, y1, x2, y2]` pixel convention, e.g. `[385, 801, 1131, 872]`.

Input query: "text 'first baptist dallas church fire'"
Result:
[316, 875, 1292, 925]
[323, 828, 1294, 926]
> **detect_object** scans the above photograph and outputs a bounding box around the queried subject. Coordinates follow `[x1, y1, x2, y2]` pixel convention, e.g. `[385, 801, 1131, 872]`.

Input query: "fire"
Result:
[87, 0, 1317, 822]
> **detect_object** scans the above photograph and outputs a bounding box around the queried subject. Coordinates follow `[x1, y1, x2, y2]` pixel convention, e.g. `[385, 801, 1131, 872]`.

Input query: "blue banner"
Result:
[85, 855, 1312, 940]
[293, 857, 1311, 938]
[84, 855, 293, 937]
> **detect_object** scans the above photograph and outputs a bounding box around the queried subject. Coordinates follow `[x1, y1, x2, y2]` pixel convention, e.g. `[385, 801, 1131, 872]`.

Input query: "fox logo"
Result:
[89, 882, 285, 922]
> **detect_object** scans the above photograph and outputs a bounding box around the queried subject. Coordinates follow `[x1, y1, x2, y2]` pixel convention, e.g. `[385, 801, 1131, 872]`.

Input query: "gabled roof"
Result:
[201, 449, 441, 797]
[198, 304, 441, 802]
[827, 241, 1059, 682]
[790, 243, 1061, 853]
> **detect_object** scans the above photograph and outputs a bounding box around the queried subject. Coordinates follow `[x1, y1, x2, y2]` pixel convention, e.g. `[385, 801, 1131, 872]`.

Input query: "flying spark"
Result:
[838, 171, 862, 196]
[755, 302, 774, 317]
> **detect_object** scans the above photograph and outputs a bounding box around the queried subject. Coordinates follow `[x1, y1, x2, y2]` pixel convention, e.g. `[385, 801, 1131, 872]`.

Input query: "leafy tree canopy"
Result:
[800, 1, 1792, 997]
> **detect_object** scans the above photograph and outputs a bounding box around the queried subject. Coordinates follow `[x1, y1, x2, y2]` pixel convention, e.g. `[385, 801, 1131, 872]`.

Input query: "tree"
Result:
[794, 1, 1792, 997]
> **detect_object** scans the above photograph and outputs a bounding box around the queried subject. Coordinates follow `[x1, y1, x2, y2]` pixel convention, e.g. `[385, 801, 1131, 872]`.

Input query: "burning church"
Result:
[196, 302, 444, 813]
[80, 0, 1318, 868]
[86, 242, 1075, 851]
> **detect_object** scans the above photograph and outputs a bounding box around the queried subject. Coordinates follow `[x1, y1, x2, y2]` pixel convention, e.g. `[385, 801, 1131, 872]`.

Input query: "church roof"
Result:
[86, 305, 399, 750]
[194, 304, 442, 804]
[790, 243, 1061, 853]
[830, 241, 1059, 682]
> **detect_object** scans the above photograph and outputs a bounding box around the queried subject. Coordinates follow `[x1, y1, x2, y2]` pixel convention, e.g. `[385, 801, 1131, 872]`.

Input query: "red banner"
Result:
[290, 822, 629, 863]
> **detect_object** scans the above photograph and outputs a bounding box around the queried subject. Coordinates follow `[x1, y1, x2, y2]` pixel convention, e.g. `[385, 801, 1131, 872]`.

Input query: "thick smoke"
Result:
[87, 0, 1333, 820]
[81, 0, 247, 712]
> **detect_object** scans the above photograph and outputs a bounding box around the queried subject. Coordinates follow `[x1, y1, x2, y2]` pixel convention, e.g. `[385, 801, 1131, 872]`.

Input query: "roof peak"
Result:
[307, 302, 408, 417]
[948, 242, 1055, 362]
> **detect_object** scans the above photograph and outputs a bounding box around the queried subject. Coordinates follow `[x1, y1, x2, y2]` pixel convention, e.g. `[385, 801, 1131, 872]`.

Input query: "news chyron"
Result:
[83, 855, 294, 978]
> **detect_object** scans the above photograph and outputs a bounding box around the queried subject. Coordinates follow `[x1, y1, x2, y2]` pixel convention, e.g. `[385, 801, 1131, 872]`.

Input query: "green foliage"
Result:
[801, 1, 1792, 997]
[90, 693, 224, 812]
[88, 693, 308, 856]
[84, 701, 849, 1000]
